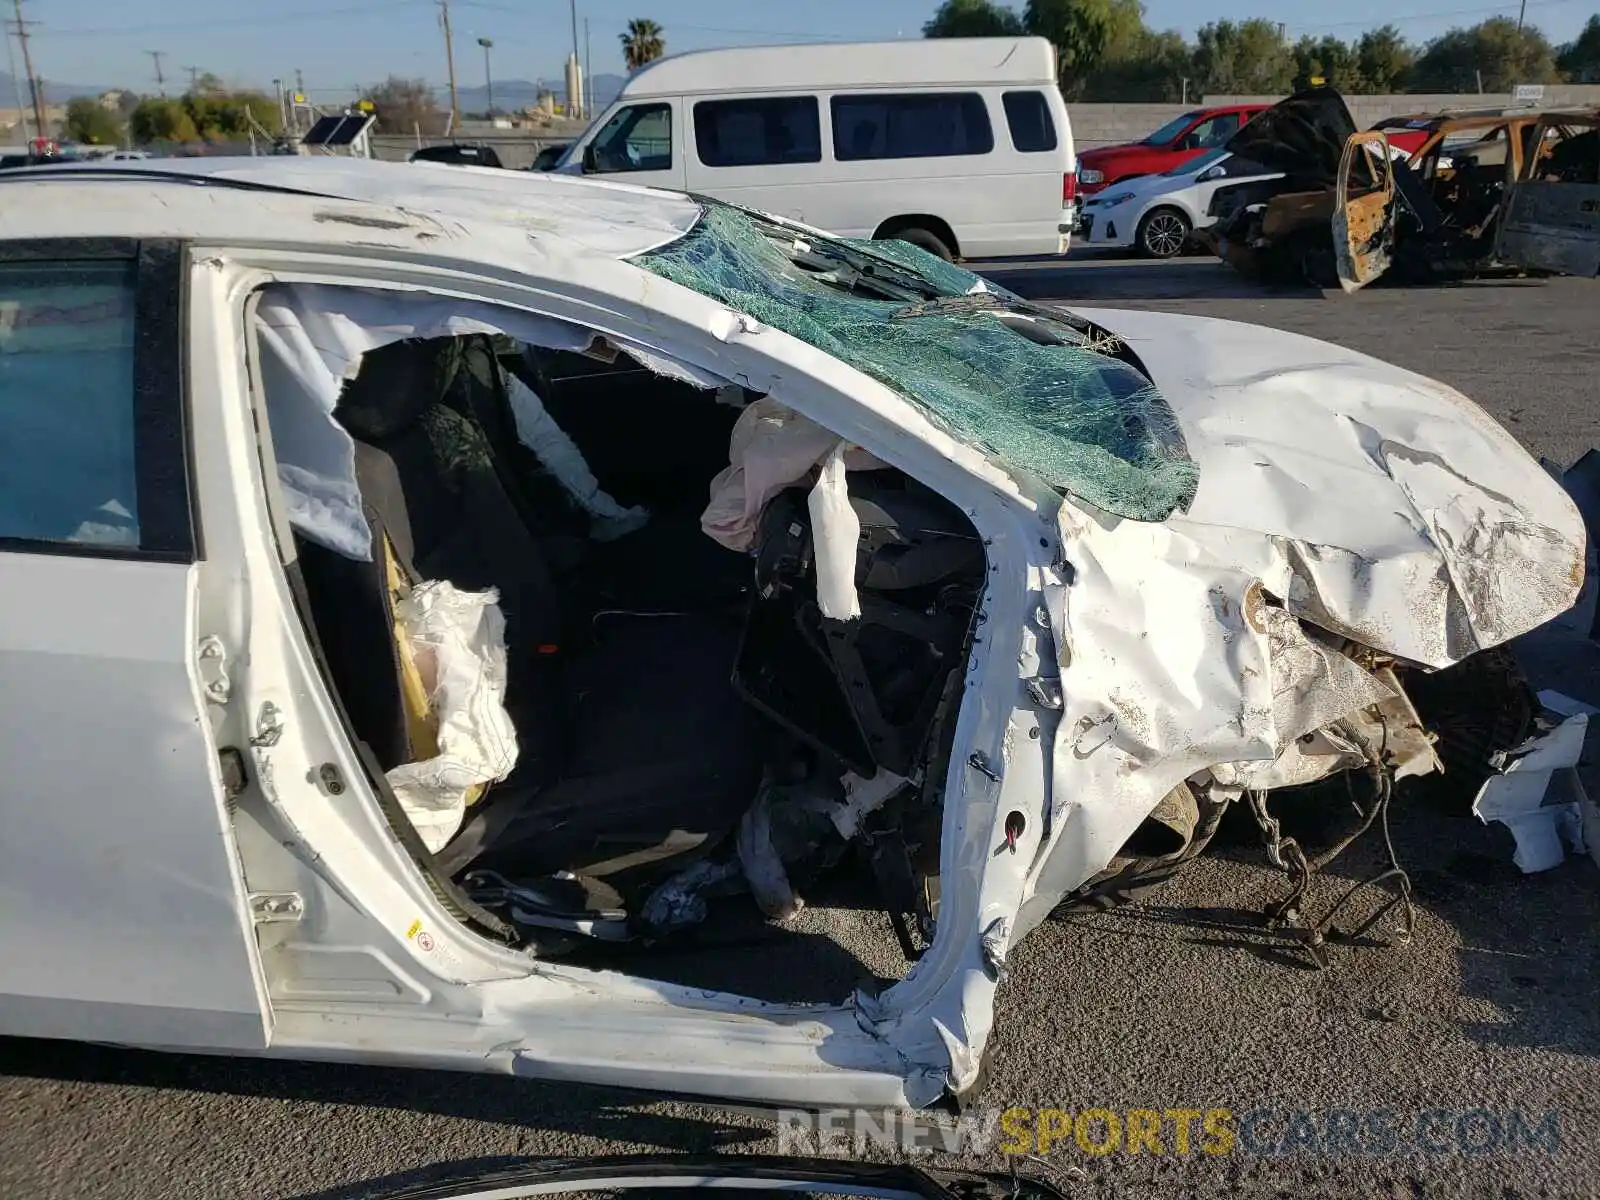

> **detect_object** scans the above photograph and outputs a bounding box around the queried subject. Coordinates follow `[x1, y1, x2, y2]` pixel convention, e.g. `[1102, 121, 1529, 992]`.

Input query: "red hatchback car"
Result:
[1076, 104, 1269, 194]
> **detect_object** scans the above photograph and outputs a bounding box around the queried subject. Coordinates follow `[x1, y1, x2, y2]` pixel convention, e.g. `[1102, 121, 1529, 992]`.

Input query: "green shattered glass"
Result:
[636, 205, 1198, 522]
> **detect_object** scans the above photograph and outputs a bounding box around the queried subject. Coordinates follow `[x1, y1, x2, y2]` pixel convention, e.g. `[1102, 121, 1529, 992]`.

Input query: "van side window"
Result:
[694, 97, 821, 167]
[590, 103, 672, 173]
[1002, 91, 1057, 153]
[0, 259, 143, 549]
[831, 93, 994, 161]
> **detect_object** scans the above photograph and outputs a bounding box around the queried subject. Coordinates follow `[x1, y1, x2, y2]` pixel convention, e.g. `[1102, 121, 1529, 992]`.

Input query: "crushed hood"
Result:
[1223, 86, 1359, 189]
[1074, 305, 1585, 667]
[1020, 304, 1585, 929]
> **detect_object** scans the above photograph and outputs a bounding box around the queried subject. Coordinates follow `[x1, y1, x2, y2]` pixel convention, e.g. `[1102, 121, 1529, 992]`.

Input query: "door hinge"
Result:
[249, 892, 305, 924]
[196, 635, 231, 704]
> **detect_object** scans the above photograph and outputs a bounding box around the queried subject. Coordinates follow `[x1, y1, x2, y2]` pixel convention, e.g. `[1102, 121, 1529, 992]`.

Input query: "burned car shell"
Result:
[1493, 110, 1600, 278]
[1205, 90, 1600, 288]
[0, 159, 1583, 1111]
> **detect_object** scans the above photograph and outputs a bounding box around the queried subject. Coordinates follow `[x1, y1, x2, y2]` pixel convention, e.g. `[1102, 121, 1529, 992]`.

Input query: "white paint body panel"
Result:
[1017, 306, 1585, 928]
[561, 38, 1076, 259]
[1078, 154, 1282, 250]
[0, 172, 1581, 1109]
[0, 555, 268, 1048]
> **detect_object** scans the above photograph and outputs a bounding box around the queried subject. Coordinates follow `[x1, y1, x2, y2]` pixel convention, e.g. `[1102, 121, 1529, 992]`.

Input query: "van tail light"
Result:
[1063, 171, 1078, 204]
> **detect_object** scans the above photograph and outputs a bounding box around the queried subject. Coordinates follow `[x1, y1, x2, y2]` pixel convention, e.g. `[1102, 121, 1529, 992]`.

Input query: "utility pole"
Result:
[10, 0, 45, 142]
[1516, 0, 1527, 32]
[568, 0, 580, 117]
[184, 64, 201, 92]
[438, 0, 460, 130]
[4, 20, 29, 139]
[584, 17, 592, 109]
[477, 36, 493, 117]
[146, 49, 166, 96]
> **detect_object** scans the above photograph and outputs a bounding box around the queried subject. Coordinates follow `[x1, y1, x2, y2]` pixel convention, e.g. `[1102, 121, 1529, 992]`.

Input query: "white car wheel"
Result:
[1137, 207, 1190, 259]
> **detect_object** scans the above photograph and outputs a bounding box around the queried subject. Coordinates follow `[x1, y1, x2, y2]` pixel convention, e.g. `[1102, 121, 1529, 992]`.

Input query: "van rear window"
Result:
[1003, 91, 1057, 153]
[694, 97, 822, 168]
[831, 93, 994, 161]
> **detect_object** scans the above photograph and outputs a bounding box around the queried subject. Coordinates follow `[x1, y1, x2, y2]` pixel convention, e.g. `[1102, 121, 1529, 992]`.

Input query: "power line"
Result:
[45, 2, 422, 39]
[1288, 0, 1590, 33]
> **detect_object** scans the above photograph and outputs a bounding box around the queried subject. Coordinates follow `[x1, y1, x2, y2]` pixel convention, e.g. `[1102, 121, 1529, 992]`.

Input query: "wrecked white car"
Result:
[0, 158, 1583, 1109]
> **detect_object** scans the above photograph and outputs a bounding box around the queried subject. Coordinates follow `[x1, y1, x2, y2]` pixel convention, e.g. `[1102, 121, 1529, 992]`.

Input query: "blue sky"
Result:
[27, 0, 1599, 97]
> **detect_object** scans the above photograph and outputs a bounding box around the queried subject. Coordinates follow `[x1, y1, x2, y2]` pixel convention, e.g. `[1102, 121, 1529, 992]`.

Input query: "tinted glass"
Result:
[1185, 112, 1241, 149]
[694, 96, 821, 167]
[0, 259, 141, 547]
[1002, 90, 1057, 152]
[590, 103, 672, 172]
[1143, 111, 1201, 145]
[831, 92, 994, 161]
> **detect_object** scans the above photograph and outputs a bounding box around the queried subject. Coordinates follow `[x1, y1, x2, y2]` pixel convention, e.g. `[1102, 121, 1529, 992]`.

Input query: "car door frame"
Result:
[576, 97, 686, 192]
[1333, 130, 1398, 292]
[1493, 114, 1600, 278]
[0, 236, 272, 1051]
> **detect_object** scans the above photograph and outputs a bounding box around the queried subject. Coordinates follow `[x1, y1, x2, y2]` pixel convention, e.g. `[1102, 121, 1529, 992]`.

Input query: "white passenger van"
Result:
[557, 36, 1077, 259]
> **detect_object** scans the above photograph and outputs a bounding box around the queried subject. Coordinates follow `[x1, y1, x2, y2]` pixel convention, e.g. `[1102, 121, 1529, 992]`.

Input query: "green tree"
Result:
[619, 19, 665, 70]
[1292, 34, 1360, 90]
[1190, 18, 1295, 94]
[128, 97, 200, 144]
[1558, 14, 1600, 82]
[923, 0, 1024, 37]
[1025, 0, 1122, 96]
[362, 76, 445, 136]
[65, 97, 125, 145]
[1410, 18, 1562, 92]
[1354, 25, 1416, 92]
[1082, 27, 1190, 100]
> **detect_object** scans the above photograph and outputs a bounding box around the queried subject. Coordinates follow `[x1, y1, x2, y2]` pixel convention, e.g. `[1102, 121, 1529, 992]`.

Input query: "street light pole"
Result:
[477, 36, 493, 117]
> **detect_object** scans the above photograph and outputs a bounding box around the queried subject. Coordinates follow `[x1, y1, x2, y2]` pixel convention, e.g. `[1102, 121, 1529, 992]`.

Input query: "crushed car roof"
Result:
[9, 156, 703, 258]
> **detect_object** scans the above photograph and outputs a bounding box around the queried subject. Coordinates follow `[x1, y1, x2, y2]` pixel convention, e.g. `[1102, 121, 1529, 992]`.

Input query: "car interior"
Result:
[264, 317, 988, 994]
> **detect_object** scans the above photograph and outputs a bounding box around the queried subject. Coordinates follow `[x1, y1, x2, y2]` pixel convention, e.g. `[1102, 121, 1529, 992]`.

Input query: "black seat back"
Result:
[331, 336, 569, 784]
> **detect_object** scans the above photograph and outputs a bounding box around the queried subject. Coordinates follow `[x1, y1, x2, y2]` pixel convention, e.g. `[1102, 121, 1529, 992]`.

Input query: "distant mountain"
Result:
[0, 72, 120, 104]
[453, 72, 626, 115]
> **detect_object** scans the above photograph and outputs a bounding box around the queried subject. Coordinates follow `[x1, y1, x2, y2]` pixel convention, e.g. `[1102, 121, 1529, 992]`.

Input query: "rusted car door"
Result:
[1494, 116, 1600, 278]
[1332, 131, 1397, 292]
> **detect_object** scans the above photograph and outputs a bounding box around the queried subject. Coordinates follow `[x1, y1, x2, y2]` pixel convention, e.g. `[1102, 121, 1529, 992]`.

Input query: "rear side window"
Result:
[694, 96, 821, 167]
[1003, 91, 1057, 153]
[831, 92, 994, 161]
[0, 260, 140, 548]
[0, 243, 192, 559]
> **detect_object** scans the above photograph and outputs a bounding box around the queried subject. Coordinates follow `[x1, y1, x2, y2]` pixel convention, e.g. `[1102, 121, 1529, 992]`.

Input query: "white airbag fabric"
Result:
[386, 581, 519, 853]
[503, 374, 650, 540]
[702, 397, 883, 552]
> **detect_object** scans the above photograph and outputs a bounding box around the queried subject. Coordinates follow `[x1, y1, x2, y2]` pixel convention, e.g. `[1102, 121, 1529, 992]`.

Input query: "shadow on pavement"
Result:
[0, 1034, 771, 1148]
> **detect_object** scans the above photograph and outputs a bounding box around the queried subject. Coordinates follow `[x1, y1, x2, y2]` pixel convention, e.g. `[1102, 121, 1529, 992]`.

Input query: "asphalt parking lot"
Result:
[3, 257, 1597, 1200]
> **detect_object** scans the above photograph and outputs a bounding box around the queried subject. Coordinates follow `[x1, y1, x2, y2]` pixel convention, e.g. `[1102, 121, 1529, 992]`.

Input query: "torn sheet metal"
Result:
[1473, 714, 1592, 872]
[385, 580, 519, 853]
[1071, 306, 1586, 669]
[1019, 307, 1586, 926]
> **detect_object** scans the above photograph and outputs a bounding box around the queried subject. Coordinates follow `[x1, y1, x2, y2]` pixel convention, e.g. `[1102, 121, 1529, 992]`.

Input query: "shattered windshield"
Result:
[634, 203, 1198, 522]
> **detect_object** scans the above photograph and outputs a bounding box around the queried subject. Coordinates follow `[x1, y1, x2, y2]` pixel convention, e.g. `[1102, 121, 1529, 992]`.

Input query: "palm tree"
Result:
[620, 19, 666, 71]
